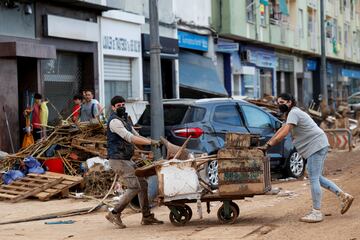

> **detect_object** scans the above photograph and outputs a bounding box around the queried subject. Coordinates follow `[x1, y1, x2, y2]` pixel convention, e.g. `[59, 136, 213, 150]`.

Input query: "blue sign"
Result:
[342, 69, 360, 79]
[178, 31, 208, 51]
[216, 41, 239, 53]
[306, 59, 317, 71]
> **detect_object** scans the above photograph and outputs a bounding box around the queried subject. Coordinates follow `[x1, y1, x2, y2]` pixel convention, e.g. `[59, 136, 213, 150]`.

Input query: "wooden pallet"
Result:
[0, 175, 64, 203]
[27, 172, 84, 201]
[0, 172, 84, 202]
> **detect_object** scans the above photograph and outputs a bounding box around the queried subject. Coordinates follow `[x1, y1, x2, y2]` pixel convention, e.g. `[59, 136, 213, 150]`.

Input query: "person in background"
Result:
[259, 93, 354, 223]
[24, 93, 42, 141]
[72, 94, 83, 122]
[40, 97, 49, 139]
[80, 90, 99, 122]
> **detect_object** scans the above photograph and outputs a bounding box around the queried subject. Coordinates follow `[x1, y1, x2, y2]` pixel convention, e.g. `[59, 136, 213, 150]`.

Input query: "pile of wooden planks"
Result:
[0, 172, 83, 202]
[0, 122, 107, 176]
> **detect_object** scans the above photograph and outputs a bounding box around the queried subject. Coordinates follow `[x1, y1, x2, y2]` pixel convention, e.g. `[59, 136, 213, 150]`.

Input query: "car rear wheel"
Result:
[284, 150, 305, 178]
[207, 160, 218, 188]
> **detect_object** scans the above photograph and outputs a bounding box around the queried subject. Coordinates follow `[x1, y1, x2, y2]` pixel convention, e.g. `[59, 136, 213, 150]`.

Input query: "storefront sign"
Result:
[101, 18, 142, 58]
[142, 34, 179, 58]
[103, 36, 141, 53]
[178, 31, 208, 51]
[306, 59, 317, 71]
[342, 69, 360, 79]
[216, 41, 239, 53]
[45, 15, 99, 42]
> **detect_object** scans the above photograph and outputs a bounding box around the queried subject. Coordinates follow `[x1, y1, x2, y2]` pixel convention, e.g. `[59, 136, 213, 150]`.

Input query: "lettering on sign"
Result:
[103, 36, 141, 53]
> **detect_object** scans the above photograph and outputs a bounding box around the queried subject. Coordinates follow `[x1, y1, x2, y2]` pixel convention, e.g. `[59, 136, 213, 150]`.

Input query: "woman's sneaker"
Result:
[339, 192, 354, 215]
[300, 209, 323, 223]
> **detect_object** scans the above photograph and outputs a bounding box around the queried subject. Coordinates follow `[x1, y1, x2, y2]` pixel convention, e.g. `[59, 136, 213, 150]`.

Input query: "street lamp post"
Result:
[320, 0, 328, 106]
[149, 0, 164, 160]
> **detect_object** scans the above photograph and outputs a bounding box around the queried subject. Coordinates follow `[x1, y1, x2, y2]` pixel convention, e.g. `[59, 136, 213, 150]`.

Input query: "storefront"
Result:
[302, 59, 317, 106]
[178, 31, 228, 98]
[215, 39, 240, 96]
[276, 53, 295, 95]
[141, 34, 179, 100]
[99, 11, 144, 120]
[36, 2, 102, 122]
[341, 68, 360, 96]
[238, 45, 277, 98]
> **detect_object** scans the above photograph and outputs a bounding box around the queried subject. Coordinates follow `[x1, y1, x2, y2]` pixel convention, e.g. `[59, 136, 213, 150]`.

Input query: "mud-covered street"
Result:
[1, 147, 359, 240]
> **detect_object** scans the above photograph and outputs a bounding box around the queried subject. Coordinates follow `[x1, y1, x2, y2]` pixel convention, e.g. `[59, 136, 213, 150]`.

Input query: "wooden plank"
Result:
[21, 177, 55, 183]
[0, 189, 25, 195]
[28, 172, 83, 182]
[225, 133, 251, 148]
[2, 185, 33, 191]
[12, 181, 45, 188]
[11, 178, 64, 203]
[0, 193, 17, 199]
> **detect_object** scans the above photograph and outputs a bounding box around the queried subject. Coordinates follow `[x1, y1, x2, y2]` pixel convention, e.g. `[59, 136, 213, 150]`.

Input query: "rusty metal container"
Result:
[217, 148, 271, 196]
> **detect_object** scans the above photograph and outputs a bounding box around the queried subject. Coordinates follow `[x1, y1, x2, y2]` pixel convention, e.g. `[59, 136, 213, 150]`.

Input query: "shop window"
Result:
[246, 0, 256, 23]
[41, 52, 82, 122]
[241, 105, 271, 129]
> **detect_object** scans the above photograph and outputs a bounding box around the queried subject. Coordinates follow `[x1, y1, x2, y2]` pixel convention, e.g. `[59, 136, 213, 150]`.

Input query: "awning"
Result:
[279, 0, 289, 16]
[179, 51, 228, 96]
[0, 41, 56, 59]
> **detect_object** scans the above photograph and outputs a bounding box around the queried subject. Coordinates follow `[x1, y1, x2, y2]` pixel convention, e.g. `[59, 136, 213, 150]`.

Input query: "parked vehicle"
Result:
[348, 92, 360, 112]
[137, 98, 305, 186]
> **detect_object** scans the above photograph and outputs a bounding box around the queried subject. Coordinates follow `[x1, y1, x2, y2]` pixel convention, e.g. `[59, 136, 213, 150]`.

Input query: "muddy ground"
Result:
[1, 147, 359, 240]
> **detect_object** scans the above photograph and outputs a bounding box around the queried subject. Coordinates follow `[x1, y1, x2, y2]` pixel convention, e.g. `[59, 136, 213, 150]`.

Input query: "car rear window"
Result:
[138, 104, 205, 126]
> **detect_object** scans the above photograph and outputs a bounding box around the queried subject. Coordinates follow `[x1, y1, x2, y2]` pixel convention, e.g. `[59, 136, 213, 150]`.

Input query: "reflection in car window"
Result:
[242, 105, 271, 128]
[213, 105, 243, 126]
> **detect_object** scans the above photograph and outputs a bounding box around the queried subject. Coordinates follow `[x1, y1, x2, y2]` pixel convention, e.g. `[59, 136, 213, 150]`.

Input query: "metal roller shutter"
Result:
[103, 56, 132, 109]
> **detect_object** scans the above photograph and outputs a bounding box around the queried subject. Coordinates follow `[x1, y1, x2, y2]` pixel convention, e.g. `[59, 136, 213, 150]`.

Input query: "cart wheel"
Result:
[217, 204, 238, 224]
[230, 201, 240, 217]
[184, 205, 193, 221]
[169, 207, 190, 226]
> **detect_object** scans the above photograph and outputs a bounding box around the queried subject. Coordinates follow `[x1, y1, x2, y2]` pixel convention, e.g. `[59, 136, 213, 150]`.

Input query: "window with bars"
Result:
[246, 0, 256, 23]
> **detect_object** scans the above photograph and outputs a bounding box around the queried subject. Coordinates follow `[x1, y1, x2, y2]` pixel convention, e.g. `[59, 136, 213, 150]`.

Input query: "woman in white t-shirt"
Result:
[259, 93, 354, 223]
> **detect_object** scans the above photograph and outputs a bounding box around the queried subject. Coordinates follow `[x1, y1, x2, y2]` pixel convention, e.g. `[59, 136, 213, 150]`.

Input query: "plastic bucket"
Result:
[43, 157, 64, 174]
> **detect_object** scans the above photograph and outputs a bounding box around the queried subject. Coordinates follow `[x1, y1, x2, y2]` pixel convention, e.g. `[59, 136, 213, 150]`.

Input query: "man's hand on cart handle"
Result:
[258, 142, 272, 153]
[150, 139, 162, 148]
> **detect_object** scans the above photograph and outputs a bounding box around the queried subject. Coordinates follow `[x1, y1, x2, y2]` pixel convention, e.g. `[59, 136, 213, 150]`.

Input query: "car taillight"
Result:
[173, 127, 204, 138]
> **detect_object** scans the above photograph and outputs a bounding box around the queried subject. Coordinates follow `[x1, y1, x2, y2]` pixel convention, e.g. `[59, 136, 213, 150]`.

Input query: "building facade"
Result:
[212, 0, 360, 106]
[0, 0, 120, 152]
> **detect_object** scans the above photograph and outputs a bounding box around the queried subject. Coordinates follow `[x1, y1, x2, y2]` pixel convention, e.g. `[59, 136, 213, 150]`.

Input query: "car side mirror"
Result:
[274, 121, 282, 130]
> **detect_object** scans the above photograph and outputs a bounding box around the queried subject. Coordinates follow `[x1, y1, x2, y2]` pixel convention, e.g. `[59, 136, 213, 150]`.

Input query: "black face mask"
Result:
[116, 107, 127, 118]
[278, 104, 290, 113]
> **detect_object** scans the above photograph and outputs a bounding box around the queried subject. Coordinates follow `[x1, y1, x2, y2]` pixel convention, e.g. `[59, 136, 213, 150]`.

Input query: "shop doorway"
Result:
[143, 58, 175, 100]
[17, 57, 39, 145]
[259, 68, 273, 97]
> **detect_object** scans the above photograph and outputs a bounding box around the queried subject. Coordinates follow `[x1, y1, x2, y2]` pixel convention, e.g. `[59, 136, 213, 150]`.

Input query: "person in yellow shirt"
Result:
[40, 98, 49, 139]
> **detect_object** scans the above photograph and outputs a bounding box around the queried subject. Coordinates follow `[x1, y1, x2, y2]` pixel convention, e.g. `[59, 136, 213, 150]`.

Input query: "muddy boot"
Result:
[141, 213, 164, 225]
[106, 211, 126, 229]
[339, 192, 354, 215]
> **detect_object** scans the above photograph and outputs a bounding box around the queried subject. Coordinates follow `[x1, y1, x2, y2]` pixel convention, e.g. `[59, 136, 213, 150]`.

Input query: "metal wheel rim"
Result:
[289, 152, 304, 177]
[169, 208, 189, 226]
[217, 205, 238, 224]
[208, 160, 219, 186]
